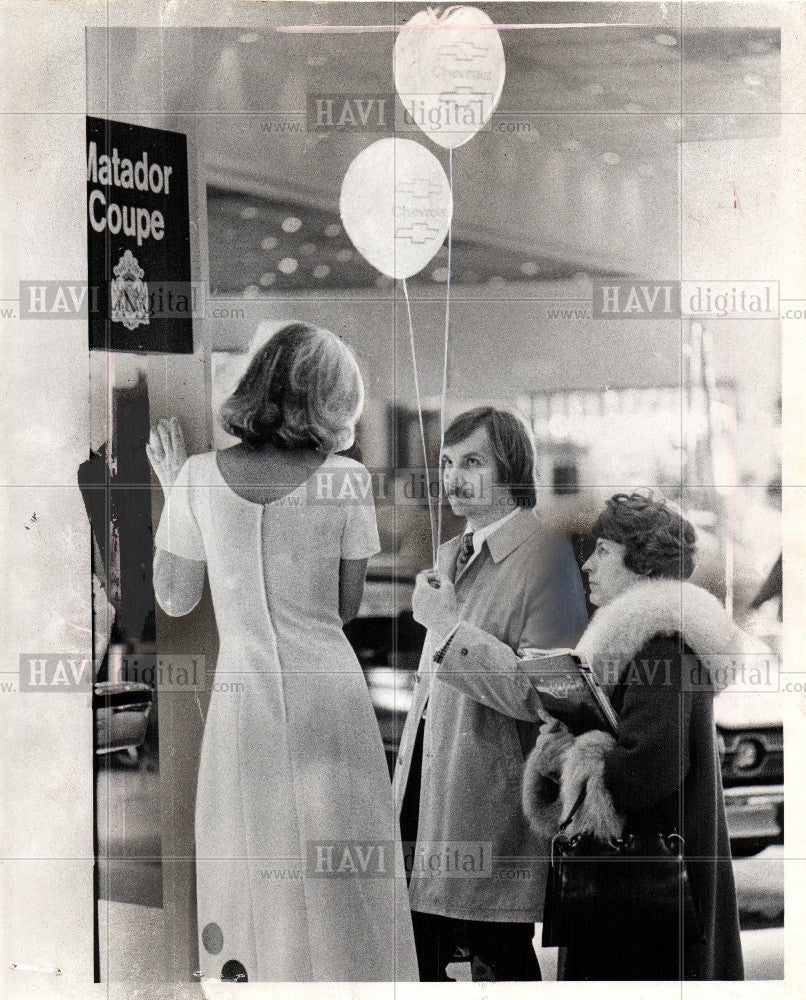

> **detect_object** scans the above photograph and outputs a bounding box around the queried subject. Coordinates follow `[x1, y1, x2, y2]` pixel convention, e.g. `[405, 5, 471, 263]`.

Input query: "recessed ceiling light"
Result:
[520, 261, 540, 277]
[238, 33, 262, 45]
[240, 206, 258, 220]
[324, 223, 342, 238]
[335, 248, 353, 263]
[243, 285, 260, 298]
[259, 272, 276, 287]
[278, 257, 298, 275]
[745, 38, 772, 54]
[431, 267, 450, 283]
[518, 128, 541, 144]
[654, 33, 678, 47]
[281, 216, 302, 234]
[261, 236, 278, 251]
[300, 242, 317, 255]
[313, 265, 331, 279]
[602, 151, 621, 165]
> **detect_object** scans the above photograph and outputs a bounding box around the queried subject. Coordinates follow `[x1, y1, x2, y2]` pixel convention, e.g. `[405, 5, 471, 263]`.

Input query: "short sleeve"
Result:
[340, 465, 381, 560]
[153, 458, 206, 562]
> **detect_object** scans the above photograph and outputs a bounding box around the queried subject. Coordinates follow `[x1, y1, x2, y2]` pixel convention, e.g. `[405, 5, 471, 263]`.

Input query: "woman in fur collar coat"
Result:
[523, 493, 744, 981]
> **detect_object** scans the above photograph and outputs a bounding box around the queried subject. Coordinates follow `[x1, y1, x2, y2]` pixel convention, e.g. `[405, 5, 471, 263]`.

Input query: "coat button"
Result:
[460, 647, 469, 656]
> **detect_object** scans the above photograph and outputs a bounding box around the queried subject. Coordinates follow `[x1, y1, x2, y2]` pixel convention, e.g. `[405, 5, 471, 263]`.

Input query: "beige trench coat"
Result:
[394, 508, 588, 922]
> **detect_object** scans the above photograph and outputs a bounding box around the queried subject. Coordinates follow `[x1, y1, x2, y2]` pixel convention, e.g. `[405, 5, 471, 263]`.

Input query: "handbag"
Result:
[541, 686, 703, 949]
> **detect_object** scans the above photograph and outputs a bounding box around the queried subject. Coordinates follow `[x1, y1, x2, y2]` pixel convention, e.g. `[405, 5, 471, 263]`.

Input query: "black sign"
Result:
[87, 117, 193, 352]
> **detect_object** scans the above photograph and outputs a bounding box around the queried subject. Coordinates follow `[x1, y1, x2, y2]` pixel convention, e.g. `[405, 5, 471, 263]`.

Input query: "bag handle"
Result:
[557, 783, 587, 832]
[554, 678, 620, 833]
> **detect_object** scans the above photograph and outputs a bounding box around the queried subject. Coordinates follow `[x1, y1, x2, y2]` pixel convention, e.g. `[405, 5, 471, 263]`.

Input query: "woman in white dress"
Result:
[146, 322, 418, 983]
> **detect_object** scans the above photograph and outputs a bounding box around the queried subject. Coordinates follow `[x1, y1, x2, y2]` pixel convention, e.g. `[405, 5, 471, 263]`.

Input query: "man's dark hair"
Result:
[594, 492, 697, 580]
[443, 407, 536, 508]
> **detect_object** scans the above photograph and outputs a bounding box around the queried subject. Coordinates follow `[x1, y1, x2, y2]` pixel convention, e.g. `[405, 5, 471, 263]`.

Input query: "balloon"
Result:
[394, 4, 506, 150]
[339, 138, 453, 280]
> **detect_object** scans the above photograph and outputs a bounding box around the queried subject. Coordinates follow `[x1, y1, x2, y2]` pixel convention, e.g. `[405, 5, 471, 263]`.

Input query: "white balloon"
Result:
[339, 138, 453, 280]
[394, 5, 506, 150]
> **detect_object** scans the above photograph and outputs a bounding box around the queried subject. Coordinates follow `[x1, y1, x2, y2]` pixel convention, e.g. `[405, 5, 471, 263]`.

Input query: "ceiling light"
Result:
[278, 257, 298, 275]
[654, 33, 678, 47]
[324, 223, 342, 238]
[335, 248, 353, 263]
[743, 74, 764, 87]
[259, 272, 276, 287]
[300, 242, 317, 255]
[520, 262, 540, 277]
[487, 275, 506, 286]
[240, 206, 258, 220]
[431, 267, 450, 283]
[243, 285, 260, 298]
[518, 128, 541, 144]
[261, 236, 278, 251]
[313, 265, 331, 279]
[281, 216, 302, 233]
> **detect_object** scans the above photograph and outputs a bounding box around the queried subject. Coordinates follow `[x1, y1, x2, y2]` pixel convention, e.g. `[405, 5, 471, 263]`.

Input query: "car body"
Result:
[714, 632, 783, 857]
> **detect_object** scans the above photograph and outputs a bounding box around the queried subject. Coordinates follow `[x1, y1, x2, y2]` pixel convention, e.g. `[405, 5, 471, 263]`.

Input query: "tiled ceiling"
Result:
[207, 186, 626, 293]
[192, 2, 779, 292]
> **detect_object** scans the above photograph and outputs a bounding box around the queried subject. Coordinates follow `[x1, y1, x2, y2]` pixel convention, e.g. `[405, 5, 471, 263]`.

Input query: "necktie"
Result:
[455, 531, 475, 574]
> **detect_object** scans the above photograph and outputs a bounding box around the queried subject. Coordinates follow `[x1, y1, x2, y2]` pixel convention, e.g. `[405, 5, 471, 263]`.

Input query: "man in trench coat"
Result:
[395, 407, 588, 981]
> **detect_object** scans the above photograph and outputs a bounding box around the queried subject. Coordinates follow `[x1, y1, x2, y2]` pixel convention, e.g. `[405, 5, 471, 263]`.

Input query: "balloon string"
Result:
[436, 147, 453, 567]
[402, 277, 438, 571]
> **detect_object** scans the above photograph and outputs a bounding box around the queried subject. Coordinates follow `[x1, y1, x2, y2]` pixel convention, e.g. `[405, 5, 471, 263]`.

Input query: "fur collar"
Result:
[574, 578, 733, 683]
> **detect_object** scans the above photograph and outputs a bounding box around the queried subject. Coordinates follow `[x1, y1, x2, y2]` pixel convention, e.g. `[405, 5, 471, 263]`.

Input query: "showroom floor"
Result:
[97, 759, 784, 986]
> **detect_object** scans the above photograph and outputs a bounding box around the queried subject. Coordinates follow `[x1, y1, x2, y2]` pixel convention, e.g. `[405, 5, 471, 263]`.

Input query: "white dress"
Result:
[154, 451, 418, 982]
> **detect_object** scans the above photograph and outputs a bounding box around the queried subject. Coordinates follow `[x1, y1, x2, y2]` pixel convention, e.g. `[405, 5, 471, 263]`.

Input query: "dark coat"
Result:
[523, 579, 745, 981]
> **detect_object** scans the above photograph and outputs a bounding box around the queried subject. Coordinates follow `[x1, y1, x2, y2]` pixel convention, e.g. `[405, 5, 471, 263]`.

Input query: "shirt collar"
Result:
[464, 507, 519, 555]
[437, 507, 542, 576]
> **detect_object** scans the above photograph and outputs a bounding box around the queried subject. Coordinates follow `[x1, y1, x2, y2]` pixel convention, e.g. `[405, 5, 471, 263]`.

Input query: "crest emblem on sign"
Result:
[111, 250, 150, 330]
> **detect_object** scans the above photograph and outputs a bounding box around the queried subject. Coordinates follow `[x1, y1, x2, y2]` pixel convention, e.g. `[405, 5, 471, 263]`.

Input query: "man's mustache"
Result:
[445, 485, 476, 499]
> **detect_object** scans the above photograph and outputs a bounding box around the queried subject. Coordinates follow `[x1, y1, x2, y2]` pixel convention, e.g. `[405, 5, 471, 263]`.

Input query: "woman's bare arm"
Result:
[339, 557, 368, 623]
[154, 548, 205, 617]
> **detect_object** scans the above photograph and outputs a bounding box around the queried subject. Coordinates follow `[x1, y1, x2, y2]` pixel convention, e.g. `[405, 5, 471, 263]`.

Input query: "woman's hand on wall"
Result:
[146, 417, 188, 494]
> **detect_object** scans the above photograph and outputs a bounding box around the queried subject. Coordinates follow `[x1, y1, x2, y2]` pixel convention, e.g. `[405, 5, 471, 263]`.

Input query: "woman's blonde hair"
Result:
[220, 321, 364, 452]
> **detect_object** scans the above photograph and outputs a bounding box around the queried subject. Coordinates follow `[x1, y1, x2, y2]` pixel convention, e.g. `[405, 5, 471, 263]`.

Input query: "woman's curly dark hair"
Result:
[594, 493, 697, 580]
